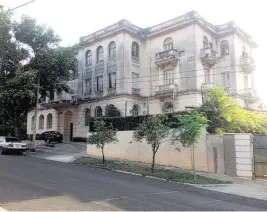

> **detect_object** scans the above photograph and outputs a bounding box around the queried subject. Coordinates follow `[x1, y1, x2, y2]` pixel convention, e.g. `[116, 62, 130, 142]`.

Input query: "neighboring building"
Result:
[27, 11, 261, 141]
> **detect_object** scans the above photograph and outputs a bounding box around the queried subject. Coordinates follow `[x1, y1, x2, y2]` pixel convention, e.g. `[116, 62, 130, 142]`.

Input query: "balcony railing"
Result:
[95, 61, 104, 72]
[200, 47, 219, 67]
[155, 84, 178, 97]
[155, 49, 178, 67]
[132, 87, 140, 95]
[240, 56, 255, 73]
[107, 87, 116, 95]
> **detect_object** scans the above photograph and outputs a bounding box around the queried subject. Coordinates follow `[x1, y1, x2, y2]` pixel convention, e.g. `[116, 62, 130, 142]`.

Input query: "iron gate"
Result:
[253, 135, 267, 178]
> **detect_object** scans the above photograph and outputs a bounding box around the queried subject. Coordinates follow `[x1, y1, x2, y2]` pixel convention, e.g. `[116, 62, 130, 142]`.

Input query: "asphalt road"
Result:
[1, 155, 267, 211]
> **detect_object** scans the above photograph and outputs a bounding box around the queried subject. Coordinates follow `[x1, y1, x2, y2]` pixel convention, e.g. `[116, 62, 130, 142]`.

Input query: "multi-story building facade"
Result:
[27, 11, 261, 141]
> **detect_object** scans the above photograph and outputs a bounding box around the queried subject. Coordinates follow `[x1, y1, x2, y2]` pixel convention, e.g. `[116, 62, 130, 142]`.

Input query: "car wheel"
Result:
[0, 147, 4, 155]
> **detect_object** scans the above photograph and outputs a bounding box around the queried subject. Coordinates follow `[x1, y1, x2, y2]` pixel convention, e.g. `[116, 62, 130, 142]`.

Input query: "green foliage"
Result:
[13, 15, 60, 54]
[87, 120, 118, 163]
[133, 114, 170, 172]
[171, 111, 208, 147]
[106, 104, 121, 117]
[0, 13, 77, 137]
[201, 86, 267, 134]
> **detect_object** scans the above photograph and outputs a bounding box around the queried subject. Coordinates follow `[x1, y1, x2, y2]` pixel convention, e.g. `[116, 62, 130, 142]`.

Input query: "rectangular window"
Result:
[84, 78, 91, 94]
[164, 71, 173, 85]
[222, 72, 230, 88]
[96, 76, 103, 91]
[108, 73, 116, 89]
[132, 73, 139, 88]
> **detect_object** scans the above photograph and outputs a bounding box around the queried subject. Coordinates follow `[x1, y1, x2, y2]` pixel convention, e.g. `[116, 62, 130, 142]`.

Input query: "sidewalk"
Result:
[28, 142, 87, 163]
[190, 170, 267, 200]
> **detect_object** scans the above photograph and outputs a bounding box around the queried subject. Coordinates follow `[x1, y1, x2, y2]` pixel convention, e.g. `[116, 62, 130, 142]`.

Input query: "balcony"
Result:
[95, 61, 104, 72]
[107, 87, 116, 95]
[40, 79, 78, 108]
[242, 88, 257, 104]
[132, 87, 140, 95]
[155, 84, 178, 98]
[200, 47, 219, 68]
[155, 49, 178, 67]
[240, 56, 255, 74]
[41, 94, 79, 108]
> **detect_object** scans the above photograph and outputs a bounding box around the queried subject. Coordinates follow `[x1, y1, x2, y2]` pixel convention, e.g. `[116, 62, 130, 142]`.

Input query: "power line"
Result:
[64, 68, 253, 87]
[6, 0, 36, 13]
[82, 63, 244, 83]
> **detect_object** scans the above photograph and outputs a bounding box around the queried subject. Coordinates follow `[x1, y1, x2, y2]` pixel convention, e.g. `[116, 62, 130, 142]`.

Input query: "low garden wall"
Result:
[87, 131, 209, 171]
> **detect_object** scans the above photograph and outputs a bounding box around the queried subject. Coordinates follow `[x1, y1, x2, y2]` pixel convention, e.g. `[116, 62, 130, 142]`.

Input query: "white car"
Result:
[0, 136, 27, 155]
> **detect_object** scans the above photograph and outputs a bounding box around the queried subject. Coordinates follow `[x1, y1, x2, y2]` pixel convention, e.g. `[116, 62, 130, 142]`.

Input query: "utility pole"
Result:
[6, 0, 36, 13]
[32, 77, 39, 148]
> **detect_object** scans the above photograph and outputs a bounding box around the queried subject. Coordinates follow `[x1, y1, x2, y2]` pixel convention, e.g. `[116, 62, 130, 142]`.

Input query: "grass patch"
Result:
[74, 157, 231, 184]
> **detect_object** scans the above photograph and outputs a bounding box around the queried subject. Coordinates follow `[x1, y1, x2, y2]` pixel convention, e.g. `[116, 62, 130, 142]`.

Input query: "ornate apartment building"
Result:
[27, 11, 261, 141]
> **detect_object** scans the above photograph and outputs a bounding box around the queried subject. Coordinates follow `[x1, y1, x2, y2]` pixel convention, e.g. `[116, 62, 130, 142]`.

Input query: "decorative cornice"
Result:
[79, 11, 257, 48]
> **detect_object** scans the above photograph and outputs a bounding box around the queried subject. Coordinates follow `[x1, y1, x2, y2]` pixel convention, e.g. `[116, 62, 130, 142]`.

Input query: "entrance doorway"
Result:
[64, 111, 73, 142]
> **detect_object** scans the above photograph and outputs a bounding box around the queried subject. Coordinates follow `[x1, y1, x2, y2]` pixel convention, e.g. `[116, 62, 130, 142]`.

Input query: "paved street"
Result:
[1, 155, 267, 211]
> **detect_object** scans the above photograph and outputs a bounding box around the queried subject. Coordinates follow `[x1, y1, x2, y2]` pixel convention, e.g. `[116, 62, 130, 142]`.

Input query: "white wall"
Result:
[87, 131, 209, 171]
[144, 25, 195, 94]
[27, 108, 58, 135]
[234, 134, 253, 178]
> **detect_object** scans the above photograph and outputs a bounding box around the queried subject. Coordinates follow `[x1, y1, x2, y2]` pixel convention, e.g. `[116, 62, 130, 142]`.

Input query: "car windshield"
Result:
[5, 137, 21, 143]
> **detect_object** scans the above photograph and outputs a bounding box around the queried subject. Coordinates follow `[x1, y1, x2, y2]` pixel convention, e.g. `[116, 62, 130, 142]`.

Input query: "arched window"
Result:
[46, 113, 52, 129]
[39, 115, 44, 130]
[85, 50, 92, 65]
[96, 46, 104, 62]
[84, 109, 90, 126]
[95, 106, 102, 117]
[162, 102, 174, 113]
[132, 105, 139, 117]
[108, 41, 116, 58]
[31, 116, 35, 131]
[163, 37, 173, 51]
[132, 42, 139, 58]
[203, 36, 208, 48]
[220, 40, 229, 56]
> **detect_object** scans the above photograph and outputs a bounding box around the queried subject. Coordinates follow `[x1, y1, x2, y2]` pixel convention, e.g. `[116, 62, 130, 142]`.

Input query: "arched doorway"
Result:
[64, 111, 73, 142]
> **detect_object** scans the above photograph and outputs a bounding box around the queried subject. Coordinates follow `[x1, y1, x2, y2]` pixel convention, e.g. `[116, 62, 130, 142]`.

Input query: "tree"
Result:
[201, 86, 267, 134]
[171, 111, 207, 182]
[0, 72, 36, 137]
[133, 114, 170, 172]
[0, 14, 77, 137]
[87, 120, 118, 163]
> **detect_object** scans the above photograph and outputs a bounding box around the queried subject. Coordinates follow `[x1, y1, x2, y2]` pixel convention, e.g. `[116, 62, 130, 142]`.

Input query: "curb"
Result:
[114, 170, 142, 176]
[74, 162, 228, 186]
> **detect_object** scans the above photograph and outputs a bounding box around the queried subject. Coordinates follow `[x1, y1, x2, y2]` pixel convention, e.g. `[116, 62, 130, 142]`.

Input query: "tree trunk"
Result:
[151, 151, 156, 172]
[191, 146, 197, 183]
[101, 147, 105, 164]
[14, 125, 20, 138]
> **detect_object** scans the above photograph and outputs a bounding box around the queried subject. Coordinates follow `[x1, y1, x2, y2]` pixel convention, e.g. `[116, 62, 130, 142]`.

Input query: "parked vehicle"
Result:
[0, 136, 27, 155]
[36, 131, 63, 143]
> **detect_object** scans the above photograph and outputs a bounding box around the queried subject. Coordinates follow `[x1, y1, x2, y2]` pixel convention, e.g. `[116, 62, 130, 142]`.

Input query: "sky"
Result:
[1, 0, 267, 103]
